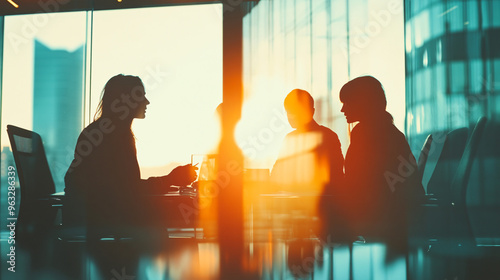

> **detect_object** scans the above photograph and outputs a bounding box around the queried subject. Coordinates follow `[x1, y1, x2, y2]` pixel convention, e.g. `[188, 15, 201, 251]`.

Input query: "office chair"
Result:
[423, 117, 487, 255]
[463, 119, 500, 247]
[427, 127, 469, 203]
[6, 125, 64, 241]
[417, 134, 433, 182]
[460, 119, 500, 278]
[413, 127, 469, 242]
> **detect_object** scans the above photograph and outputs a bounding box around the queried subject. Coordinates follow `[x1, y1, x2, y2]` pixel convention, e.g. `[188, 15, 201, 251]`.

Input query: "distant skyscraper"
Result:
[33, 40, 84, 191]
[1, 146, 14, 179]
[405, 0, 500, 151]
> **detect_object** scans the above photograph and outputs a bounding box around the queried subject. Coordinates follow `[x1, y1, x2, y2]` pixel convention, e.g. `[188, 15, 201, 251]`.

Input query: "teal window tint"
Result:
[469, 96, 485, 123]
[466, 0, 479, 31]
[434, 65, 448, 131]
[415, 70, 425, 102]
[450, 61, 466, 94]
[422, 0, 431, 10]
[448, 94, 468, 128]
[0, 16, 9, 238]
[495, 90, 500, 120]
[435, 63, 446, 97]
[422, 68, 432, 101]
[412, 0, 421, 14]
[414, 11, 424, 47]
[480, 0, 491, 28]
[419, 9, 431, 44]
[405, 20, 413, 54]
[469, 59, 484, 93]
[430, 3, 445, 39]
[493, 0, 500, 27]
[447, 1, 464, 33]
[494, 59, 500, 91]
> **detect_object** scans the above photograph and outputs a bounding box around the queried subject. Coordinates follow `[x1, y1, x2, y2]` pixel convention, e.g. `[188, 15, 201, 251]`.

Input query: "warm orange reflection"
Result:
[228, 89, 346, 277]
[271, 131, 330, 193]
[197, 180, 219, 239]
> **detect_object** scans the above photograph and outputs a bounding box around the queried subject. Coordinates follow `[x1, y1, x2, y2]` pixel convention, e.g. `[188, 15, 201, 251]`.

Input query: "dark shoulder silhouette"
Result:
[271, 89, 344, 194]
[339, 76, 424, 254]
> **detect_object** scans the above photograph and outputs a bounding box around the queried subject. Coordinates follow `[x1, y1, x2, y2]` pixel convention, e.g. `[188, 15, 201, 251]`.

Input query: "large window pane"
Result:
[91, 5, 222, 178]
[1, 12, 88, 193]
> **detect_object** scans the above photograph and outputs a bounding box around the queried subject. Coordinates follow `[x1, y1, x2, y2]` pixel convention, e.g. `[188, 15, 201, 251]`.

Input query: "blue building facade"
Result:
[405, 0, 500, 151]
[33, 40, 85, 191]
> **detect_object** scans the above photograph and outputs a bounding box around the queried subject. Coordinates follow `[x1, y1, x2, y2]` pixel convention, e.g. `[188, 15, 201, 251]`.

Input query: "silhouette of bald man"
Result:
[271, 89, 344, 196]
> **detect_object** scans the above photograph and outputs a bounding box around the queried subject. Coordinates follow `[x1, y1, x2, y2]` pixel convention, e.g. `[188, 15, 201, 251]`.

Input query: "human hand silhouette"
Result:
[168, 164, 198, 186]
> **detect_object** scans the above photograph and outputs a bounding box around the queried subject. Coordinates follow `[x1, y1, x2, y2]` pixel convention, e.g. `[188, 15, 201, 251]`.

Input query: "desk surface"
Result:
[50, 191, 196, 198]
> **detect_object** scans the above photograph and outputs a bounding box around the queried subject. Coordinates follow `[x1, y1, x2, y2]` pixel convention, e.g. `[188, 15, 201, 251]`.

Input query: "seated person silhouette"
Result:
[339, 76, 424, 253]
[64, 74, 197, 236]
[271, 89, 344, 235]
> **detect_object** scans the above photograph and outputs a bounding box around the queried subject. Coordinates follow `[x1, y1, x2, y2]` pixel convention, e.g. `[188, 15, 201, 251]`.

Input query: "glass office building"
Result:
[33, 40, 85, 190]
[405, 0, 500, 151]
[405, 3, 500, 277]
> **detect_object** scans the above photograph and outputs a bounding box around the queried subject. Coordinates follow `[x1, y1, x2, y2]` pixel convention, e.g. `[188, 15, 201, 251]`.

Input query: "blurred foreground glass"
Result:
[192, 154, 217, 181]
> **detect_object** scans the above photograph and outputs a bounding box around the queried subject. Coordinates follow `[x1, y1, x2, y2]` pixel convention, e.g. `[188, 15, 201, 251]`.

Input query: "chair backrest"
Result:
[417, 134, 433, 181]
[451, 117, 487, 206]
[421, 128, 468, 199]
[446, 117, 487, 246]
[465, 119, 500, 244]
[7, 125, 56, 199]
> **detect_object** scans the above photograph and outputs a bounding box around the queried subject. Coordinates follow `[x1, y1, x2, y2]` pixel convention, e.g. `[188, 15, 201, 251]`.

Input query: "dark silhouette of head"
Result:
[340, 76, 390, 123]
[94, 74, 150, 123]
[284, 89, 315, 130]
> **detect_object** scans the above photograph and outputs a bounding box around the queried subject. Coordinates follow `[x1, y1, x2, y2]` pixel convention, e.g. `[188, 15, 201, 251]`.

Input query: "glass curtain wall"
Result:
[405, 0, 500, 152]
[0, 5, 222, 241]
[405, 0, 500, 249]
[0, 13, 88, 279]
[240, 0, 406, 169]
[0, 10, 88, 195]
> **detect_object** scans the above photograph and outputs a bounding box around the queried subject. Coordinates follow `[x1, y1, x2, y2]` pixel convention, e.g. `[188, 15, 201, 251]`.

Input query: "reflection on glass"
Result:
[192, 154, 217, 182]
[405, 0, 500, 151]
[1, 12, 87, 193]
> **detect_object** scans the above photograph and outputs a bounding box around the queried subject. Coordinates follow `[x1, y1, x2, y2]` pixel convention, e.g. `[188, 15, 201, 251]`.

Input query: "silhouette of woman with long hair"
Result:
[339, 76, 424, 255]
[64, 74, 197, 234]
